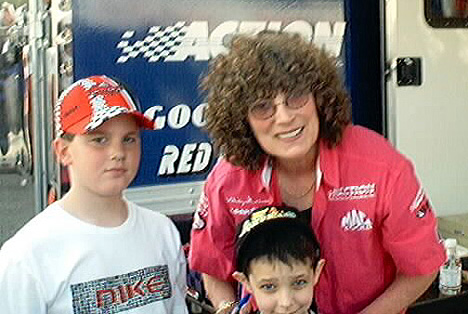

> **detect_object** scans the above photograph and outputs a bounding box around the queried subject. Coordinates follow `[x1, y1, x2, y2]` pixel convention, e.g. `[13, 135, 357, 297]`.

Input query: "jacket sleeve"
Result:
[380, 159, 446, 275]
[189, 177, 237, 281]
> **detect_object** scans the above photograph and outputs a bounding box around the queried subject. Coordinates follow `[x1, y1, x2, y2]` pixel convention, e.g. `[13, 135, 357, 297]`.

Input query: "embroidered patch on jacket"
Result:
[71, 265, 171, 313]
[328, 183, 376, 201]
[226, 196, 271, 216]
[341, 209, 373, 231]
[192, 191, 208, 230]
[409, 188, 432, 219]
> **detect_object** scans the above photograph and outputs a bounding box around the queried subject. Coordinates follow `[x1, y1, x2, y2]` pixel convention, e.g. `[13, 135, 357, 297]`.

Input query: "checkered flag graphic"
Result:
[116, 22, 187, 63]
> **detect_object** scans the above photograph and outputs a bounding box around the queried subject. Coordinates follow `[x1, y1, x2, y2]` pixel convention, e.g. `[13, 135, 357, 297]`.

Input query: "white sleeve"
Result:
[173, 242, 189, 314]
[164, 217, 189, 314]
[0, 248, 47, 314]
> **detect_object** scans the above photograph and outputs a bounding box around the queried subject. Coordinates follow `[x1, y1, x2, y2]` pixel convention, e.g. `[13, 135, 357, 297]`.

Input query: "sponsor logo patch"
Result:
[328, 183, 376, 201]
[409, 188, 432, 218]
[226, 196, 271, 207]
[341, 209, 373, 231]
[192, 191, 208, 230]
[229, 208, 256, 216]
[227, 196, 272, 216]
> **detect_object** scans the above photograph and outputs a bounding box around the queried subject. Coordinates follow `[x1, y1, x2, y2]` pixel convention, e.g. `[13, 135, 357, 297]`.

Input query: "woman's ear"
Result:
[232, 271, 253, 294]
[53, 138, 72, 166]
[313, 259, 326, 285]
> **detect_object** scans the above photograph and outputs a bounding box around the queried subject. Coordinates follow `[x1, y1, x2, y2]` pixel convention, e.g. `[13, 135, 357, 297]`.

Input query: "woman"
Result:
[189, 31, 445, 314]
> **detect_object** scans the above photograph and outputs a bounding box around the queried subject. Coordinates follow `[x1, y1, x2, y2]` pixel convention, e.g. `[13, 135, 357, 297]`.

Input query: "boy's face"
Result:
[55, 114, 141, 198]
[235, 257, 324, 314]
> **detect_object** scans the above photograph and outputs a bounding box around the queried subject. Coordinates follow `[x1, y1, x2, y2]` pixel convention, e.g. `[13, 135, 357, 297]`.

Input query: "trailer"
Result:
[1, 0, 468, 248]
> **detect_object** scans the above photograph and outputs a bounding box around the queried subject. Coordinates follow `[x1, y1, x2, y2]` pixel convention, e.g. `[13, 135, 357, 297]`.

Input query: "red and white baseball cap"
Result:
[54, 75, 154, 136]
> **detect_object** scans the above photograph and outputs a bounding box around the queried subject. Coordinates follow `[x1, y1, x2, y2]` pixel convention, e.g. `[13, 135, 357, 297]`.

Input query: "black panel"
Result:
[345, 0, 384, 135]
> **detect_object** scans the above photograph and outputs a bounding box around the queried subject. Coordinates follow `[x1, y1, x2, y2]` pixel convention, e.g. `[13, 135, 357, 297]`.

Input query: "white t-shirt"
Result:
[0, 201, 188, 314]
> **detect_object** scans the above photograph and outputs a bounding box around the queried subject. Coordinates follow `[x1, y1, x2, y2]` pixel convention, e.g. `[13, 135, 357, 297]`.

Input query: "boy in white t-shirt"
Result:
[229, 206, 325, 314]
[0, 75, 189, 314]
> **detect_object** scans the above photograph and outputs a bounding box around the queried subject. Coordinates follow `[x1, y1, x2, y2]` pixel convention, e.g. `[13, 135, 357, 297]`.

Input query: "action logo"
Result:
[116, 20, 346, 63]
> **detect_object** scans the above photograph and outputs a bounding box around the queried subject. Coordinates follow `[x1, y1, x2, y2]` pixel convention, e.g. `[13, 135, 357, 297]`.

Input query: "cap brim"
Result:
[131, 111, 155, 130]
[65, 112, 155, 135]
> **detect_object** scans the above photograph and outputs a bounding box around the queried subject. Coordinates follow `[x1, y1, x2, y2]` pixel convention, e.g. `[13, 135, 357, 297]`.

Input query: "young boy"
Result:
[231, 206, 325, 314]
[0, 75, 188, 314]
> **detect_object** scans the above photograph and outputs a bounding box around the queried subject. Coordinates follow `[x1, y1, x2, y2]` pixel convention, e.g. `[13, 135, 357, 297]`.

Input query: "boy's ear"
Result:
[232, 271, 253, 293]
[313, 259, 326, 285]
[53, 138, 72, 166]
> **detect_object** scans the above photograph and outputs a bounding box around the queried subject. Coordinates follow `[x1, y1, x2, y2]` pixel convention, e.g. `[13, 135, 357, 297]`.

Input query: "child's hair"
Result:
[235, 206, 320, 275]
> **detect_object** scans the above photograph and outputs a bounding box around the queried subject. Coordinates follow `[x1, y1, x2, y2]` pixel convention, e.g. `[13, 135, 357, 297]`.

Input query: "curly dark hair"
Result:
[202, 31, 351, 170]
